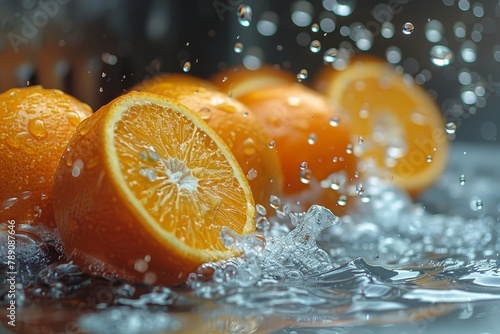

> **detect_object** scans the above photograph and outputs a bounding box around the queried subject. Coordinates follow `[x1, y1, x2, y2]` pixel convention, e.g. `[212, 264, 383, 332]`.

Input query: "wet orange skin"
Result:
[239, 84, 358, 215]
[0, 86, 92, 226]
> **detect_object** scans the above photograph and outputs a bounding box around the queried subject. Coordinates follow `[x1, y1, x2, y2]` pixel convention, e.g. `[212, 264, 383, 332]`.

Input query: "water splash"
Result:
[261, 205, 340, 282]
[34, 263, 91, 299]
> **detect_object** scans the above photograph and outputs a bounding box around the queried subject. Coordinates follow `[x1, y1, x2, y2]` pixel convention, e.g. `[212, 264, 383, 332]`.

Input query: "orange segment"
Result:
[211, 65, 296, 99]
[0, 86, 92, 226]
[133, 75, 283, 212]
[238, 84, 358, 215]
[316, 57, 449, 196]
[53, 91, 255, 286]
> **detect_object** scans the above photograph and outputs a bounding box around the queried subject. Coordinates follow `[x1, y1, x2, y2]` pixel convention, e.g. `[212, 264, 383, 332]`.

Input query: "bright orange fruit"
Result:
[52, 92, 256, 286]
[0, 86, 92, 226]
[133, 74, 283, 212]
[211, 65, 296, 99]
[238, 84, 358, 215]
[316, 56, 449, 196]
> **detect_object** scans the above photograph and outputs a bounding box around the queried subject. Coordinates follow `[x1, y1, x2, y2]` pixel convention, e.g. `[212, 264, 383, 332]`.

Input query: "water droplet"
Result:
[470, 197, 483, 211]
[182, 61, 191, 72]
[323, 48, 337, 63]
[307, 133, 316, 145]
[386, 46, 402, 64]
[356, 183, 365, 195]
[268, 140, 276, 149]
[360, 194, 371, 203]
[144, 146, 159, 163]
[461, 90, 477, 105]
[337, 195, 347, 206]
[2, 197, 18, 210]
[299, 161, 308, 170]
[246, 168, 258, 180]
[446, 122, 457, 134]
[71, 159, 84, 177]
[425, 19, 443, 42]
[329, 115, 341, 127]
[99, 87, 103, 93]
[459, 174, 466, 185]
[297, 69, 308, 81]
[237, 4, 252, 27]
[276, 209, 287, 219]
[291, 1, 313, 27]
[242, 138, 256, 157]
[256, 216, 270, 230]
[33, 206, 42, 217]
[269, 195, 282, 210]
[256, 12, 279, 36]
[460, 41, 477, 63]
[20, 190, 31, 200]
[358, 136, 364, 144]
[101, 72, 106, 78]
[234, 42, 244, 53]
[430, 45, 454, 67]
[309, 40, 321, 53]
[256, 204, 267, 216]
[454, 21, 466, 39]
[402, 22, 415, 35]
[66, 112, 82, 127]
[198, 107, 211, 120]
[139, 167, 157, 182]
[134, 259, 148, 273]
[346, 143, 353, 154]
[426, 155, 433, 162]
[28, 119, 48, 139]
[329, 0, 356, 16]
[381, 22, 395, 38]
[300, 169, 312, 184]
[311, 23, 319, 32]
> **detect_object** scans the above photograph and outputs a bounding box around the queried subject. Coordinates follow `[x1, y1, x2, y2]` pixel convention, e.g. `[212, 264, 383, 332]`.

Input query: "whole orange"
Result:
[0, 86, 92, 226]
[238, 84, 358, 215]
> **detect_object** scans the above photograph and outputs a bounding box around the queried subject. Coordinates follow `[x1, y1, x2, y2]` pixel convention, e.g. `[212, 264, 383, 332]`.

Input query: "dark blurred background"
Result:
[0, 0, 498, 143]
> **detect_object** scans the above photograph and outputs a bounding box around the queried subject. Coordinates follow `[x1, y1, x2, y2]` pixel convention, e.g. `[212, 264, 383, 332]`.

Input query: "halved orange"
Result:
[133, 74, 283, 213]
[211, 65, 296, 99]
[52, 91, 256, 286]
[316, 56, 449, 196]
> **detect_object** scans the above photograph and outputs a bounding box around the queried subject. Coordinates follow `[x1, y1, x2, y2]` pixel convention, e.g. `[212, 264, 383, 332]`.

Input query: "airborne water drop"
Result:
[402, 22, 415, 35]
[237, 4, 252, 27]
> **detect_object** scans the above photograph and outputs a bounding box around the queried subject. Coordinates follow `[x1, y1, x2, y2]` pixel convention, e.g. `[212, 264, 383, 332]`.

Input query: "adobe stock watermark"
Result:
[7, 0, 70, 53]
[4, 220, 17, 328]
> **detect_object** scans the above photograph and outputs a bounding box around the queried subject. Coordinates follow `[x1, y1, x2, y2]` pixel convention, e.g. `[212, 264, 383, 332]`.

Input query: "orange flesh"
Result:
[114, 103, 251, 249]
